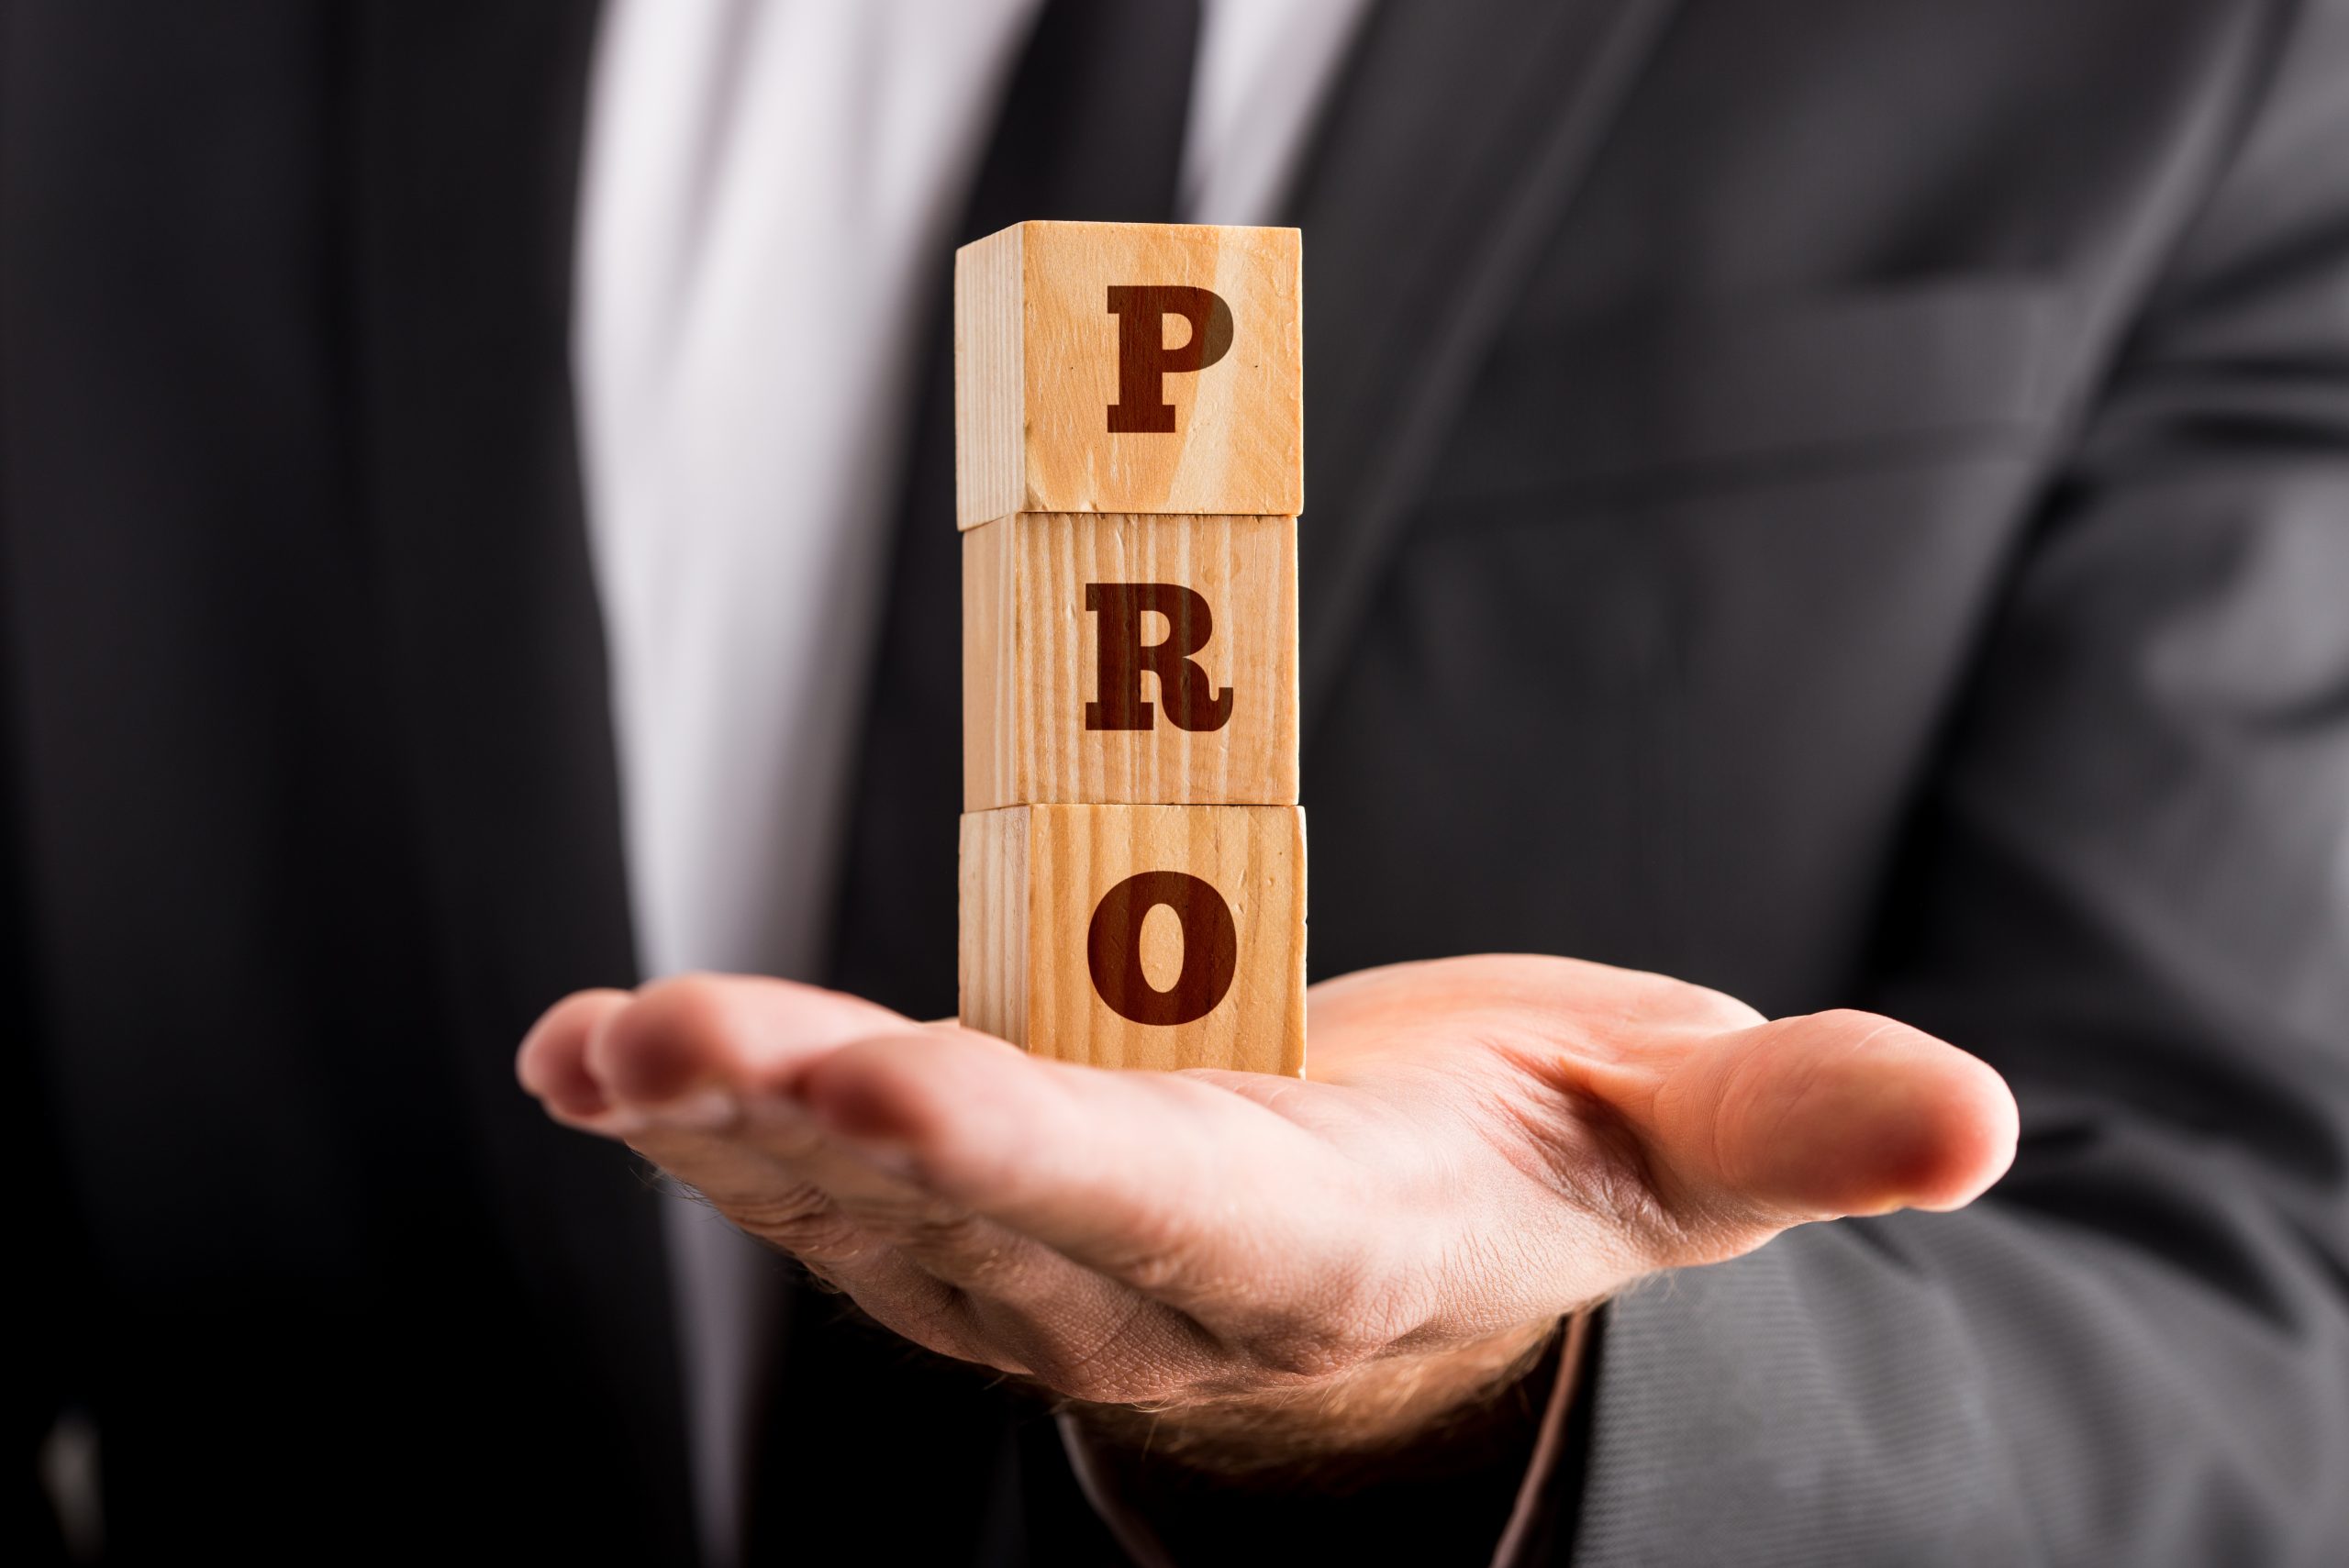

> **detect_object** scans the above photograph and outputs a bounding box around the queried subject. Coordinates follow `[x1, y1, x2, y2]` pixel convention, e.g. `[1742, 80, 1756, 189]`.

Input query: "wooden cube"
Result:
[959, 804, 1306, 1074]
[954, 221, 1303, 527]
[963, 512, 1298, 811]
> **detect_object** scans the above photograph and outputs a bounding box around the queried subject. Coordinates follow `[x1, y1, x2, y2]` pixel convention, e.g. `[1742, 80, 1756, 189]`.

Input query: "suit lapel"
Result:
[347, 3, 694, 1551]
[1284, 0, 1681, 731]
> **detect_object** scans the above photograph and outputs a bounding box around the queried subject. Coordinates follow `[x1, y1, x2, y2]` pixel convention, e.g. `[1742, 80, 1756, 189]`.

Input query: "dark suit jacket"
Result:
[6, 1, 2346, 1562]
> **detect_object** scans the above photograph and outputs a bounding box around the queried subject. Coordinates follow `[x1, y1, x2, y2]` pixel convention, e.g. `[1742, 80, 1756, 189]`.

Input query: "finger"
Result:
[586, 973, 917, 1105]
[519, 976, 943, 1271]
[518, 973, 900, 1125]
[1639, 1007, 2020, 1231]
[516, 987, 632, 1121]
[1306, 952, 1763, 1051]
[551, 983, 952, 1259]
[525, 972, 930, 1145]
[793, 1146, 1222, 1400]
[526, 978, 1378, 1390]
[656, 1069, 1227, 1398]
[518, 976, 1075, 1295]
[791, 1029, 1409, 1341]
[623, 1088, 1220, 1401]
[526, 983, 1223, 1395]
[573, 981, 1025, 1231]
[537, 1060, 1030, 1375]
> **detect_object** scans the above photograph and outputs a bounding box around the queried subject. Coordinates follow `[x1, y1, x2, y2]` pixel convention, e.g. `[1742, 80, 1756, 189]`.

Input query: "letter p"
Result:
[1106, 285, 1235, 433]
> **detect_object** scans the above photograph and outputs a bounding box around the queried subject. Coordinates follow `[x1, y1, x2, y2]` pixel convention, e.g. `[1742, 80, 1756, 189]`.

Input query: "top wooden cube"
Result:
[954, 222, 1303, 528]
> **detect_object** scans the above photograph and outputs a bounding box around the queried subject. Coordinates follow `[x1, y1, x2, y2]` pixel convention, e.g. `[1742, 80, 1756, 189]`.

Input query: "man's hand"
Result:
[516, 956, 2016, 1465]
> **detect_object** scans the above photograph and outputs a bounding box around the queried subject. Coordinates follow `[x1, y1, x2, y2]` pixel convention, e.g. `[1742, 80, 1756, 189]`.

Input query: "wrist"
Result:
[1068, 1315, 1568, 1484]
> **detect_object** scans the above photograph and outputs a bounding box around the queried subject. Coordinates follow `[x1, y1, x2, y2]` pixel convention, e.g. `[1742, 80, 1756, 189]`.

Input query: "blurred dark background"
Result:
[6, 2, 2346, 1563]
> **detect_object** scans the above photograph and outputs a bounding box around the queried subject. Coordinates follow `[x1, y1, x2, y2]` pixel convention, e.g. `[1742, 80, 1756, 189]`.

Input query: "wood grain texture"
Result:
[958, 805, 1306, 1074]
[963, 513, 1298, 811]
[954, 221, 1303, 528]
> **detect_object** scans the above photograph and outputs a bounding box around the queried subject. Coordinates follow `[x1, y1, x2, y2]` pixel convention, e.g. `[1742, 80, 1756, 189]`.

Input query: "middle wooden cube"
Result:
[963, 511, 1298, 811]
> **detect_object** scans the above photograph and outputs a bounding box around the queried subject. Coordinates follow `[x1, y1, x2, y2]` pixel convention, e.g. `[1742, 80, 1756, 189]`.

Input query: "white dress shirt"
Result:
[573, 2, 1368, 1560]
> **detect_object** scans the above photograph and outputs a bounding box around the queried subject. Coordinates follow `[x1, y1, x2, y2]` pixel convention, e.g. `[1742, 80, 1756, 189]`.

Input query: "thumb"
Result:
[1647, 1008, 2019, 1225]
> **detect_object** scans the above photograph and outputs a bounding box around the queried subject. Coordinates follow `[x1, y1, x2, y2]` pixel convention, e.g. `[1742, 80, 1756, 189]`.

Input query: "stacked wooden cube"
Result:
[954, 221, 1306, 1075]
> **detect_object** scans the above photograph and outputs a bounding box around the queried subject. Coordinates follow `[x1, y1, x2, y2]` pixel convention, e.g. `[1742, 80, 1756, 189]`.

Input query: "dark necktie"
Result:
[828, 0, 1205, 1017]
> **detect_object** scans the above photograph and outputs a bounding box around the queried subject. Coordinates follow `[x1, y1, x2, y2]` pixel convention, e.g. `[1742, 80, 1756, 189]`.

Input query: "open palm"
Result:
[518, 953, 2015, 1451]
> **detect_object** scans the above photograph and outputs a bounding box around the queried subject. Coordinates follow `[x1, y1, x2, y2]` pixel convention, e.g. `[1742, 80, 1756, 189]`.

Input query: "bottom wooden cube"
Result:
[959, 804, 1305, 1074]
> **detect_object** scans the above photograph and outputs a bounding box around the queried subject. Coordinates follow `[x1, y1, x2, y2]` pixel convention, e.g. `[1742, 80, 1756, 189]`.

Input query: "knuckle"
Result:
[850, 1281, 995, 1370]
[877, 1277, 977, 1351]
[891, 1205, 986, 1252]
[727, 1190, 868, 1262]
[721, 1183, 830, 1233]
[781, 1217, 873, 1262]
[898, 1213, 1023, 1282]
[848, 1198, 1037, 1293]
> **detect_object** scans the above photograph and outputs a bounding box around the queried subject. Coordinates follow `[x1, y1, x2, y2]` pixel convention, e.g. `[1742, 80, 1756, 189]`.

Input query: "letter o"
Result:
[1085, 872, 1239, 1027]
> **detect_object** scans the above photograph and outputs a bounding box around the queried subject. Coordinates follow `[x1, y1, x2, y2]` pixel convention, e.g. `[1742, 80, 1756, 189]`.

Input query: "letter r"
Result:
[1084, 583, 1235, 733]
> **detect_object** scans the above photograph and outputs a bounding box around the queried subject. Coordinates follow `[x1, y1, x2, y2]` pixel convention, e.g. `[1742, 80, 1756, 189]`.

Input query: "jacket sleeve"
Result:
[1564, 6, 2349, 1563]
